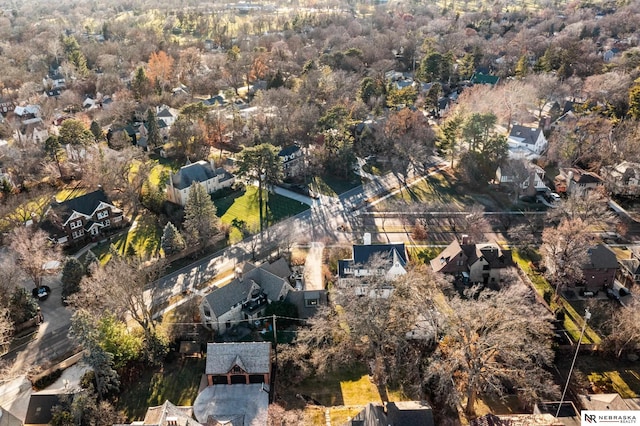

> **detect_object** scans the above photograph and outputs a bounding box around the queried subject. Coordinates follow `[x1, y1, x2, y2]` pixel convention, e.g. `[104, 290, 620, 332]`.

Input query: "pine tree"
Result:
[629, 80, 640, 120]
[146, 109, 162, 147]
[161, 222, 186, 255]
[61, 257, 84, 299]
[183, 182, 219, 247]
[90, 121, 103, 141]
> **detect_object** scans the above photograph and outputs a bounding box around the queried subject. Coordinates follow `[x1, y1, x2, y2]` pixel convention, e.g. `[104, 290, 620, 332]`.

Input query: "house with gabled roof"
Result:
[601, 161, 640, 196]
[157, 106, 177, 127]
[554, 167, 604, 196]
[338, 241, 408, 296]
[127, 400, 201, 426]
[278, 145, 304, 179]
[507, 125, 548, 160]
[431, 238, 513, 285]
[200, 259, 293, 334]
[192, 342, 270, 425]
[166, 159, 235, 206]
[582, 244, 617, 292]
[41, 189, 126, 245]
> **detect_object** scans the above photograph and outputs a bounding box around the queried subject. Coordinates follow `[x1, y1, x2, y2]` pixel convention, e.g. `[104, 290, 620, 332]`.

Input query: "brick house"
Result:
[41, 189, 125, 245]
[582, 244, 617, 292]
[431, 238, 513, 285]
[205, 342, 271, 386]
[554, 168, 604, 196]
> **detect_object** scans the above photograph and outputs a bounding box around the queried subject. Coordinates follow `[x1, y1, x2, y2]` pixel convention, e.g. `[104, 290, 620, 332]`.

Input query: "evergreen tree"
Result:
[70, 310, 120, 398]
[146, 109, 162, 147]
[183, 182, 220, 247]
[131, 67, 150, 100]
[161, 222, 186, 255]
[515, 55, 529, 78]
[90, 121, 103, 141]
[629, 79, 640, 120]
[61, 257, 84, 300]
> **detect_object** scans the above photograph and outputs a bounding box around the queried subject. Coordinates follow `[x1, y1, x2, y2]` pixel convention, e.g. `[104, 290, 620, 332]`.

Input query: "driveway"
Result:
[304, 242, 324, 291]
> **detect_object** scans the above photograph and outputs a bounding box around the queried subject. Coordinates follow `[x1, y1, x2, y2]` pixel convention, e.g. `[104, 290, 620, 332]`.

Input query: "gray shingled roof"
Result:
[204, 279, 254, 318]
[353, 243, 407, 266]
[53, 189, 112, 222]
[142, 400, 201, 426]
[205, 342, 271, 375]
[585, 244, 618, 269]
[171, 161, 217, 190]
[509, 125, 542, 146]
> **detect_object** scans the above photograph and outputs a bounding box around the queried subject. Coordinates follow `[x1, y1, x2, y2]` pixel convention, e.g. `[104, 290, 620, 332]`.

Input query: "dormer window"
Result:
[97, 210, 109, 220]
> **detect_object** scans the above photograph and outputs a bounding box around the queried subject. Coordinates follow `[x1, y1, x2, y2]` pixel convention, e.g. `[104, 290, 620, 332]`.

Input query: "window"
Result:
[103, 219, 110, 227]
[305, 299, 318, 307]
[72, 230, 84, 239]
[97, 210, 109, 220]
[70, 219, 82, 229]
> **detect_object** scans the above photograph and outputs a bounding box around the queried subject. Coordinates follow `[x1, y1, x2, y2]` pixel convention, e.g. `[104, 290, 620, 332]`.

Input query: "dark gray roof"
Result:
[244, 266, 290, 302]
[171, 161, 218, 190]
[204, 279, 254, 318]
[258, 258, 291, 280]
[25, 394, 63, 425]
[53, 189, 112, 222]
[509, 125, 543, 146]
[353, 243, 407, 266]
[285, 290, 328, 319]
[157, 108, 174, 118]
[585, 244, 618, 269]
[387, 401, 434, 426]
[205, 342, 271, 375]
[278, 145, 300, 157]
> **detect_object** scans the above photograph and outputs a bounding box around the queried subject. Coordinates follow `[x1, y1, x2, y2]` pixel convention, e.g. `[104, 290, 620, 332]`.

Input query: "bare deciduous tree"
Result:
[10, 227, 61, 289]
[426, 283, 558, 417]
[602, 301, 640, 359]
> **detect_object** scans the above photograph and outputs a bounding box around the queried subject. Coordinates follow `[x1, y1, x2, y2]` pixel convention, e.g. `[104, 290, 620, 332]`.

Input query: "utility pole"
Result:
[272, 314, 278, 402]
[556, 308, 591, 418]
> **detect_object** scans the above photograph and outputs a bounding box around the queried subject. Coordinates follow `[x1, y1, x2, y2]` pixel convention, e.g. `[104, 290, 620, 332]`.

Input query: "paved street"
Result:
[1, 157, 447, 374]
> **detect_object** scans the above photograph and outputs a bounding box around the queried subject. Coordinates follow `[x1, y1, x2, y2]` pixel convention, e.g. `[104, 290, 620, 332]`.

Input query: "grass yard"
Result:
[569, 356, 640, 399]
[311, 174, 361, 197]
[512, 250, 601, 344]
[89, 214, 162, 263]
[376, 173, 471, 210]
[117, 358, 205, 421]
[290, 363, 381, 407]
[214, 186, 308, 243]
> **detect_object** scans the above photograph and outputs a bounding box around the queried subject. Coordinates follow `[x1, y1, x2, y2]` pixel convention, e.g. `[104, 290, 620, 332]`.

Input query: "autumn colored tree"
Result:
[147, 51, 174, 93]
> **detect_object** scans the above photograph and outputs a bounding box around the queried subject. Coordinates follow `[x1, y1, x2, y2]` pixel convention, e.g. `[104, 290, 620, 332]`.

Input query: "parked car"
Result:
[32, 285, 51, 301]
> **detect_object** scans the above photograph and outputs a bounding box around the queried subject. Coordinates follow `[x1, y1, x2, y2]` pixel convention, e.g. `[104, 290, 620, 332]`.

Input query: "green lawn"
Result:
[290, 363, 381, 407]
[311, 174, 361, 197]
[89, 214, 162, 263]
[376, 173, 472, 210]
[117, 357, 205, 421]
[214, 186, 308, 243]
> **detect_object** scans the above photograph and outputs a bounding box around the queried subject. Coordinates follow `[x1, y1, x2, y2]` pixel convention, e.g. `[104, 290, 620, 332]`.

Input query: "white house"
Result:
[157, 106, 177, 127]
[166, 160, 235, 206]
[507, 125, 548, 160]
[338, 241, 408, 297]
[495, 162, 547, 192]
[601, 161, 640, 196]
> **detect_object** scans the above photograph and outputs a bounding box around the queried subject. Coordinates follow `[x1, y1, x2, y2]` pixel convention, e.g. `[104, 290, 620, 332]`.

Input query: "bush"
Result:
[32, 369, 63, 391]
[81, 370, 96, 389]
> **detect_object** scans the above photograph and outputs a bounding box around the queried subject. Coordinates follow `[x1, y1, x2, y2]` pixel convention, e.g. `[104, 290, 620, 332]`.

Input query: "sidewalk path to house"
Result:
[304, 242, 324, 291]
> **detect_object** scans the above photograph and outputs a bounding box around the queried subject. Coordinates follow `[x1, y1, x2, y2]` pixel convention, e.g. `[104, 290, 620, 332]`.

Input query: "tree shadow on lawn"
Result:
[117, 357, 205, 421]
[213, 189, 246, 217]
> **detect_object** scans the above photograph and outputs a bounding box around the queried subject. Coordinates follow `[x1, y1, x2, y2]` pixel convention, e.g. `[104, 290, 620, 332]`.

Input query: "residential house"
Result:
[278, 145, 304, 180]
[166, 159, 235, 206]
[603, 47, 620, 62]
[14, 117, 49, 144]
[285, 289, 328, 318]
[345, 401, 434, 426]
[25, 394, 64, 426]
[14, 105, 40, 119]
[601, 161, 640, 196]
[204, 342, 271, 386]
[200, 259, 293, 334]
[0, 98, 15, 115]
[41, 189, 126, 245]
[338, 241, 408, 296]
[157, 106, 177, 127]
[507, 125, 548, 160]
[578, 393, 640, 411]
[495, 162, 547, 193]
[131, 400, 201, 426]
[582, 244, 618, 292]
[470, 72, 500, 86]
[554, 167, 604, 196]
[431, 238, 513, 285]
[193, 343, 270, 424]
[618, 248, 640, 288]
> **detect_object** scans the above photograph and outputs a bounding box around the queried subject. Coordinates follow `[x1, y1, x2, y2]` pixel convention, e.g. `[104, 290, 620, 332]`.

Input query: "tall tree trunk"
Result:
[465, 381, 477, 416]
